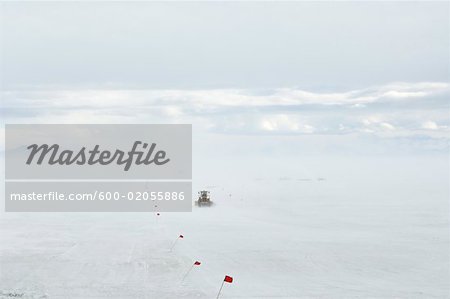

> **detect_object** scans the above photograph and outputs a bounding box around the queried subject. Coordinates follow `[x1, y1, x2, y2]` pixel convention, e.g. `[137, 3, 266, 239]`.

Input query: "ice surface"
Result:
[0, 156, 449, 298]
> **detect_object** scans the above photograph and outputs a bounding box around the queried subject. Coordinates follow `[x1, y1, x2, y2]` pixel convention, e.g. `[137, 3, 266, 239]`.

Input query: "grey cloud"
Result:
[1, 83, 448, 145]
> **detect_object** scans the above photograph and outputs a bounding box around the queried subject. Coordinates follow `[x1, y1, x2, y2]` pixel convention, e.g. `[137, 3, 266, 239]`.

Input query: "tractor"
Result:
[195, 190, 213, 207]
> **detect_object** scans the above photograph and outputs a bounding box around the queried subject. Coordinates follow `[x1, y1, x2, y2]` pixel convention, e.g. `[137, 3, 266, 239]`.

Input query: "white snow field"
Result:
[0, 156, 449, 298]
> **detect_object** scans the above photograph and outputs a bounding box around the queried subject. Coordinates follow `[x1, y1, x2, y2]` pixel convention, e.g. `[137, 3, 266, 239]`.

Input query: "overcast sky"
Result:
[0, 2, 449, 157]
[1, 2, 448, 90]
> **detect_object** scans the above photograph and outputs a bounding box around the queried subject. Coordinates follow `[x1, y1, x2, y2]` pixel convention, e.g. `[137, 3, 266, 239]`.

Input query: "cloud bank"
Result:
[1, 81, 449, 153]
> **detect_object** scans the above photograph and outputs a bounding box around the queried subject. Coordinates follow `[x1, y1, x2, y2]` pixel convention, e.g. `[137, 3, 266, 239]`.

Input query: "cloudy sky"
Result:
[0, 2, 449, 157]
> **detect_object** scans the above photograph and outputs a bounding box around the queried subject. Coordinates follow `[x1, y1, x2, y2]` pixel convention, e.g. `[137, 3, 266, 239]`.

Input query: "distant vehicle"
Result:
[195, 190, 213, 207]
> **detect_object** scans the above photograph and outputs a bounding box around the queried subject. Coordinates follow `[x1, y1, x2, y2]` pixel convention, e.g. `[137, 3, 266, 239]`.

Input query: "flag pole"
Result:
[169, 238, 179, 252]
[216, 280, 225, 299]
[181, 264, 195, 282]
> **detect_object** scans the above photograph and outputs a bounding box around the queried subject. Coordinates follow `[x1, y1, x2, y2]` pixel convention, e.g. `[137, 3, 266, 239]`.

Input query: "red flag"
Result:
[194, 261, 201, 266]
[179, 235, 184, 238]
[224, 275, 233, 283]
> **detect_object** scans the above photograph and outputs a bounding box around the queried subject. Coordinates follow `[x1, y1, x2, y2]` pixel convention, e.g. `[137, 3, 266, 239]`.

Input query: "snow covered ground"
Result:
[0, 155, 449, 298]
